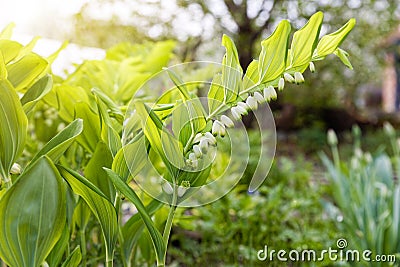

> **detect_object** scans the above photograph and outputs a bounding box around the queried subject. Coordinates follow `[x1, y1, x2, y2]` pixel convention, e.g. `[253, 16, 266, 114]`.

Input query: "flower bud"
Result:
[204, 132, 217, 145]
[162, 181, 173, 195]
[231, 106, 242, 120]
[220, 115, 234, 128]
[10, 163, 21, 175]
[193, 145, 202, 158]
[253, 92, 265, 103]
[212, 120, 226, 137]
[294, 72, 305, 84]
[327, 129, 338, 146]
[283, 73, 295, 83]
[187, 152, 198, 168]
[200, 138, 209, 153]
[237, 102, 249, 113]
[278, 78, 285, 91]
[193, 133, 203, 143]
[236, 102, 248, 116]
[309, 62, 315, 73]
[263, 85, 277, 101]
[178, 180, 191, 197]
[246, 96, 258, 110]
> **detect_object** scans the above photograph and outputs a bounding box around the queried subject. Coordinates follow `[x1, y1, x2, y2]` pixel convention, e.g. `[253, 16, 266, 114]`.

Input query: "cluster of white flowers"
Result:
[186, 132, 217, 169]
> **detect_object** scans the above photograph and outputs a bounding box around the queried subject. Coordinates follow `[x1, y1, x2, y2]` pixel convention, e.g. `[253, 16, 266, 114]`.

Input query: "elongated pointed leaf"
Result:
[113, 136, 147, 182]
[61, 246, 82, 267]
[135, 101, 181, 177]
[334, 48, 353, 69]
[84, 141, 115, 201]
[314, 18, 356, 59]
[258, 20, 291, 83]
[104, 168, 166, 266]
[122, 199, 163, 263]
[31, 119, 83, 164]
[0, 23, 15, 39]
[0, 156, 66, 267]
[6, 53, 48, 92]
[221, 35, 242, 103]
[58, 166, 118, 263]
[289, 12, 323, 72]
[14, 37, 40, 62]
[0, 80, 27, 180]
[243, 60, 259, 90]
[0, 52, 7, 79]
[74, 102, 101, 153]
[0, 40, 23, 64]
[164, 67, 191, 100]
[208, 73, 224, 115]
[21, 74, 53, 114]
[46, 227, 70, 267]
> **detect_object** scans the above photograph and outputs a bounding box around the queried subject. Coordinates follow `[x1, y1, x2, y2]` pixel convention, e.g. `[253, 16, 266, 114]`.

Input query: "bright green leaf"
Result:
[0, 80, 27, 181]
[104, 168, 166, 266]
[58, 166, 118, 264]
[0, 23, 15, 39]
[6, 53, 49, 92]
[21, 74, 53, 114]
[221, 34, 242, 103]
[314, 18, 356, 59]
[258, 20, 291, 83]
[31, 119, 83, 164]
[84, 141, 115, 201]
[61, 246, 82, 267]
[334, 48, 353, 69]
[289, 11, 323, 72]
[0, 40, 23, 64]
[0, 156, 66, 267]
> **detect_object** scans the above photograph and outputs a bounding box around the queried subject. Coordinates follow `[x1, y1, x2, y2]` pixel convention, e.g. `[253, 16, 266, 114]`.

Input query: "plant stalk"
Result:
[161, 186, 178, 266]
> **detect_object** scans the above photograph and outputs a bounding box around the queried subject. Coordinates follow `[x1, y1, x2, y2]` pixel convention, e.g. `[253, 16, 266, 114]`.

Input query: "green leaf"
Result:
[0, 40, 23, 64]
[0, 156, 66, 267]
[58, 166, 118, 263]
[46, 227, 70, 267]
[135, 102, 182, 177]
[92, 87, 124, 123]
[288, 11, 323, 72]
[243, 60, 259, 90]
[314, 18, 356, 59]
[14, 36, 40, 62]
[258, 20, 291, 83]
[31, 119, 83, 164]
[6, 53, 49, 92]
[208, 73, 224, 115]
[121, 199, 163, 263]
[74, 102, 101, 153]
[0, 80, 28, 181]
[21, 74, 53, 114]
[53, 84, 90, 122]
[334, 48, 353, 69]
[112, 136, 147, 182]
[164, 67, 191, 100]
[221, 34, 242, 103]
[93, 91, 122, 157]
[0, 51, 7, 79]
[47, 41, 68, 66]
[84, 141, 115, 201]
[104, 168, 166, 266]
[0, 23, 15, 39]
[61, 246, 82, 267]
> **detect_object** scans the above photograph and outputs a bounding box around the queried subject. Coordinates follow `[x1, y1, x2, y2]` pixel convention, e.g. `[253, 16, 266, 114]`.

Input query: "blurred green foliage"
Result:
[169, 154, 339, 266]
